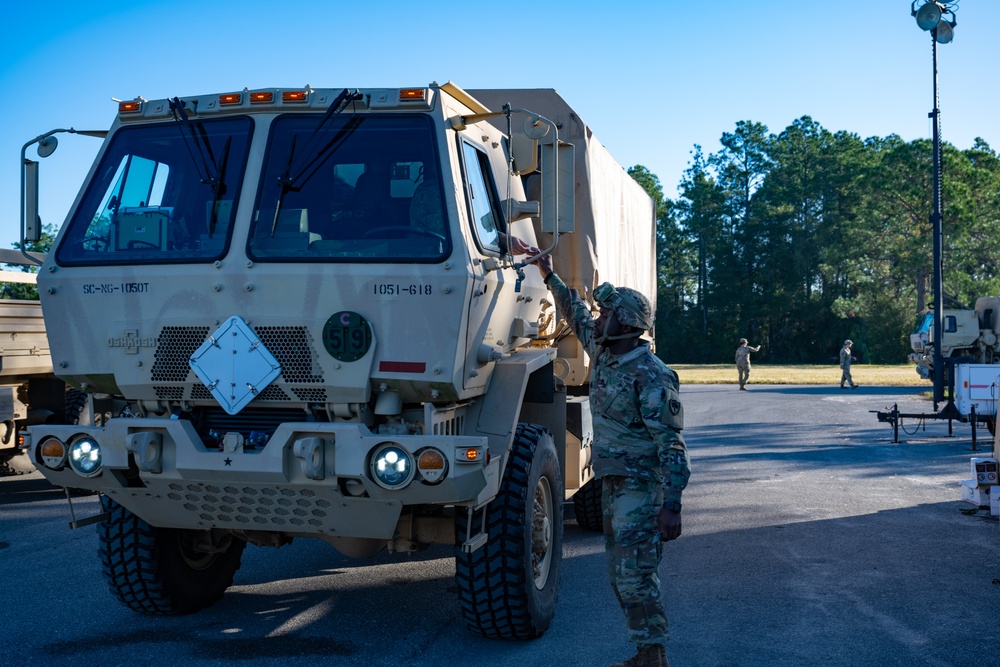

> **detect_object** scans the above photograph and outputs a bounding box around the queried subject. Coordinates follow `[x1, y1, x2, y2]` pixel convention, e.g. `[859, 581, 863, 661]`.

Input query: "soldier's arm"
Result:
[510, 239, 598, 354]
[544, 273, 597, 356]
[639, 374, 691, 511]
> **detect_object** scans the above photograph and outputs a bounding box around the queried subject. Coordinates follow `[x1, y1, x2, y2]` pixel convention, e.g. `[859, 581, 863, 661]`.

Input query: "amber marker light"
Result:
[250, 92, 274, 104]
[118, 101, 142, 114]
[456, 447, 483, 463]
[418, 449, 446, 470]
[282, 91, 308, 103]
[417, 448, 447, 484]
[399, 88, 426, 101]
[219, 93, 242, 106]
[39, 438, 68, 469]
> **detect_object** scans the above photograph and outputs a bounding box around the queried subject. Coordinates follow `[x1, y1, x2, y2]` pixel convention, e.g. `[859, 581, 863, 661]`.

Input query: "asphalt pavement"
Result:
[2, 384, 997, 666]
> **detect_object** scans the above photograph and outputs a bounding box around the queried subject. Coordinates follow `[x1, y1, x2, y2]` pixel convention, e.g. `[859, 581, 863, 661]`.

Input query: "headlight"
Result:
[68, 437, 102, 477]
[370, 443, 414, 490]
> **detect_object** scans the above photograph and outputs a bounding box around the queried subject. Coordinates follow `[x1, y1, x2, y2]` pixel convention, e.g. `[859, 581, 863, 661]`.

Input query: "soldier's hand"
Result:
[505, 235, 532, 255]
[522, 247, 552, 278]
[658, 506, 682, 541]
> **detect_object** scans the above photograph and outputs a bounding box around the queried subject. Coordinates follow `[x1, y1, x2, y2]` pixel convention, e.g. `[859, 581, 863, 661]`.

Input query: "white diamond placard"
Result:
[189, 316, 282, 415]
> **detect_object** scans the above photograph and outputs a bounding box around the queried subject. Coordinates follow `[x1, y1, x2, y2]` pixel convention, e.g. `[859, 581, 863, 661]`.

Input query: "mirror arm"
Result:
[19, 128, 107, 264]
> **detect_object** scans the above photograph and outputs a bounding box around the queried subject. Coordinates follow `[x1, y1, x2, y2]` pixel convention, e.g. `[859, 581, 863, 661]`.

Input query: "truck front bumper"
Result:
[26, 417, 496, 540]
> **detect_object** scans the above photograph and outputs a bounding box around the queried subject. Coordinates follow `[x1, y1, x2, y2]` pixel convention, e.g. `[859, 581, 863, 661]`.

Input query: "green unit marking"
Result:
[323, 311, 372, 362]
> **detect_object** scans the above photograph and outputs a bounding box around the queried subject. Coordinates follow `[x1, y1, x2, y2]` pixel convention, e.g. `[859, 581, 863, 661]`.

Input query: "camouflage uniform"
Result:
[840, 340, 857, 389]
[735, 339, 760, 389]
[546, 273, 690, 648]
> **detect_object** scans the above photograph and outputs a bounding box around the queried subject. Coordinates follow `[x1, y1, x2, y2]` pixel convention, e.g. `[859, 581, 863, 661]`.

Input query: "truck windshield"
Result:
[248, 114, 449, 263]
[55, 118, 252, 265]
[912, 313, 934, 334]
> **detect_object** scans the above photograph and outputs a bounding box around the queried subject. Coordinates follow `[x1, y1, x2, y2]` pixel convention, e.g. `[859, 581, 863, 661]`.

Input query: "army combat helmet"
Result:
[593, 282, 653, 337]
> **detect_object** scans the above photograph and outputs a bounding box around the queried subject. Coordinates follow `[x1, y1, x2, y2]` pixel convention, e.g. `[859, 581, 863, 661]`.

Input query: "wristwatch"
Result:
[663, 500, 682, 513]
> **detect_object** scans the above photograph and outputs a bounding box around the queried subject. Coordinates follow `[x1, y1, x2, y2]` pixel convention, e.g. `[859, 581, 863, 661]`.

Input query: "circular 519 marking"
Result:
[323, 311, 372, 362]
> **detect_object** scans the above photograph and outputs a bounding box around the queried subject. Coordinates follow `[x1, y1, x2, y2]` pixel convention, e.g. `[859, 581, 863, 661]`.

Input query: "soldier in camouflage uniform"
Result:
[735, 338, 761, 390]
[840, 339, 858, 389]
[512, 238, 690, 667]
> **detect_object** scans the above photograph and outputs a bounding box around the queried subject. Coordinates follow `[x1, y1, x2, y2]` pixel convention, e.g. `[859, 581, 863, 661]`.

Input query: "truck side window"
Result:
[944, 316, 957, 333]
[461, 142, 503, 252]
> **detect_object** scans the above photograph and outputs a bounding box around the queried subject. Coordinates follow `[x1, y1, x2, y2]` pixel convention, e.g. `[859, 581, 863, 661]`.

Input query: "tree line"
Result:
[7, 118, 1000, 367]
[629, 116, 1000, 365]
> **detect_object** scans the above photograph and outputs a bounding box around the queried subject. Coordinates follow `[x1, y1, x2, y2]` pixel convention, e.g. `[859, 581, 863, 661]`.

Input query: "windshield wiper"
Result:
[208, 137, 231, 237]
[272, 88, 364, 235]
[170, 97, 234, 238]
[169, 97, 227, 191]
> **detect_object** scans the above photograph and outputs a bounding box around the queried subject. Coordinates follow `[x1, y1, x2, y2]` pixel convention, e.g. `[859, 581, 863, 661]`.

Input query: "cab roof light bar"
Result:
[399, 88, 426, 101]
[118, 100, 142, 114]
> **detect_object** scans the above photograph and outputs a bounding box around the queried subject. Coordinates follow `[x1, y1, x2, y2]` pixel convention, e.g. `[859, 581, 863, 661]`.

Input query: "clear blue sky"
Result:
[1, 0, 996, 247]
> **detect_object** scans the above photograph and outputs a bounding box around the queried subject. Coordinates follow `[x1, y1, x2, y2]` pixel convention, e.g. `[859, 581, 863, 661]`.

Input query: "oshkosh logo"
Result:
[107, 330, 158, 354]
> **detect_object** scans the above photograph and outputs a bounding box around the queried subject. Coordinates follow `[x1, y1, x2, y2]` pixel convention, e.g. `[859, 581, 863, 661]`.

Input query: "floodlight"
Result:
[914, 1, 942, 31]
[935, 21, 954, 44]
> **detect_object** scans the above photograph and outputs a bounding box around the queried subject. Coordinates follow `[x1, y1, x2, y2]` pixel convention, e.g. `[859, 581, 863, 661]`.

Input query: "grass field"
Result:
[672, 364, 930, 387]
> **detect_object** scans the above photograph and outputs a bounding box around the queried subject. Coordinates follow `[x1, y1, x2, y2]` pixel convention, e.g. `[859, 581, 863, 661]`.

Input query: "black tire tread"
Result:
[98, 496, 244, 615]
[572, 477, 603, 532]
[455, 423, 562, 639]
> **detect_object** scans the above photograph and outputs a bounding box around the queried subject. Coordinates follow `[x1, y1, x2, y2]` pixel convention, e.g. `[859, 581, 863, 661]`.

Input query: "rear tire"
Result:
[455, 423, 563, 638]
[572, 477, 603, 532]
[98, 496, 245, 614]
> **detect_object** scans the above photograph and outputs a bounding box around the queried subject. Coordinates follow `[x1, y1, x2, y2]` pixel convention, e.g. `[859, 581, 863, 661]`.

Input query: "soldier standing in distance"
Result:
[840, 339, 859, 389]
[510, 237, 690, 667]
[734, 338, 761, 390]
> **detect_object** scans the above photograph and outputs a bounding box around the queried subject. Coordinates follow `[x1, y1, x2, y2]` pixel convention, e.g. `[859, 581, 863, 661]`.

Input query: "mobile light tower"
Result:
[911, 0, 957, 408]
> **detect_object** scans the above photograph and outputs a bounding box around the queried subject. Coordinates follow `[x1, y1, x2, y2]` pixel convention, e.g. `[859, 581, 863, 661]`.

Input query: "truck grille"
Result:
[254, 326, 325, 383]
[149, 324, 327, 403]
[151, 326, 210, 382]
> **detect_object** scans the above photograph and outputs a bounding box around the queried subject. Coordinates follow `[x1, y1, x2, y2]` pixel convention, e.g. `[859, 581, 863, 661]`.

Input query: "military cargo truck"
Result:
[20, 82, 655, 638]
[0, 250, 85, 475]
[909, 296, 1000, 379]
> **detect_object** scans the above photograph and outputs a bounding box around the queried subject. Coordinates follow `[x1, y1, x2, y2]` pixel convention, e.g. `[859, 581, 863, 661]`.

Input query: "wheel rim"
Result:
[176, 532, 220, 571]
[531, 475, 554, 589]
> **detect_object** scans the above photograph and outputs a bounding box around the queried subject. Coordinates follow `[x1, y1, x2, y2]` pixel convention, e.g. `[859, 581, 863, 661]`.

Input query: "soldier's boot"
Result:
[610, 643, 669, 667]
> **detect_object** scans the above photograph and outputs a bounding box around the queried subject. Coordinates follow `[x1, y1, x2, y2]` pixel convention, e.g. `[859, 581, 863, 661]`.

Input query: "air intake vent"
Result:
[293, 388, 328, 402]
[151, 326, 211, 382]
[254, 326, 324, 383]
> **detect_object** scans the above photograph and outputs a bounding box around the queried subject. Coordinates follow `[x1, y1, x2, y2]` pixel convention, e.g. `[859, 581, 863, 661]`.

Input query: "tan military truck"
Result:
[20, 82, 655, 638]
[909, 296, 1000, 379]
[0, 249, 86, 475]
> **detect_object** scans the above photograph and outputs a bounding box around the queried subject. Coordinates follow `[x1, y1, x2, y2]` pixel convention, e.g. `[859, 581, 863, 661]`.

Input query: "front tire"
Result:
[455, 423, 563, 638]
[98, 496, 245, 614]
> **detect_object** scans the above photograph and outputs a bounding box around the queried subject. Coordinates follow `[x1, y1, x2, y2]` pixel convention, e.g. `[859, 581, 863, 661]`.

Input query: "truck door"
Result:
[458, 139, 508, 392]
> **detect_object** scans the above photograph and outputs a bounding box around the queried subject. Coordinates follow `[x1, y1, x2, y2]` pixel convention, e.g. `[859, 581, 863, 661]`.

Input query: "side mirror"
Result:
[22, 134, 61, 244]
[37, 135, 58, 158]
[20, 128, 105, 249]
[541, 142, 575, 234]
[23, 159, 40, 243]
